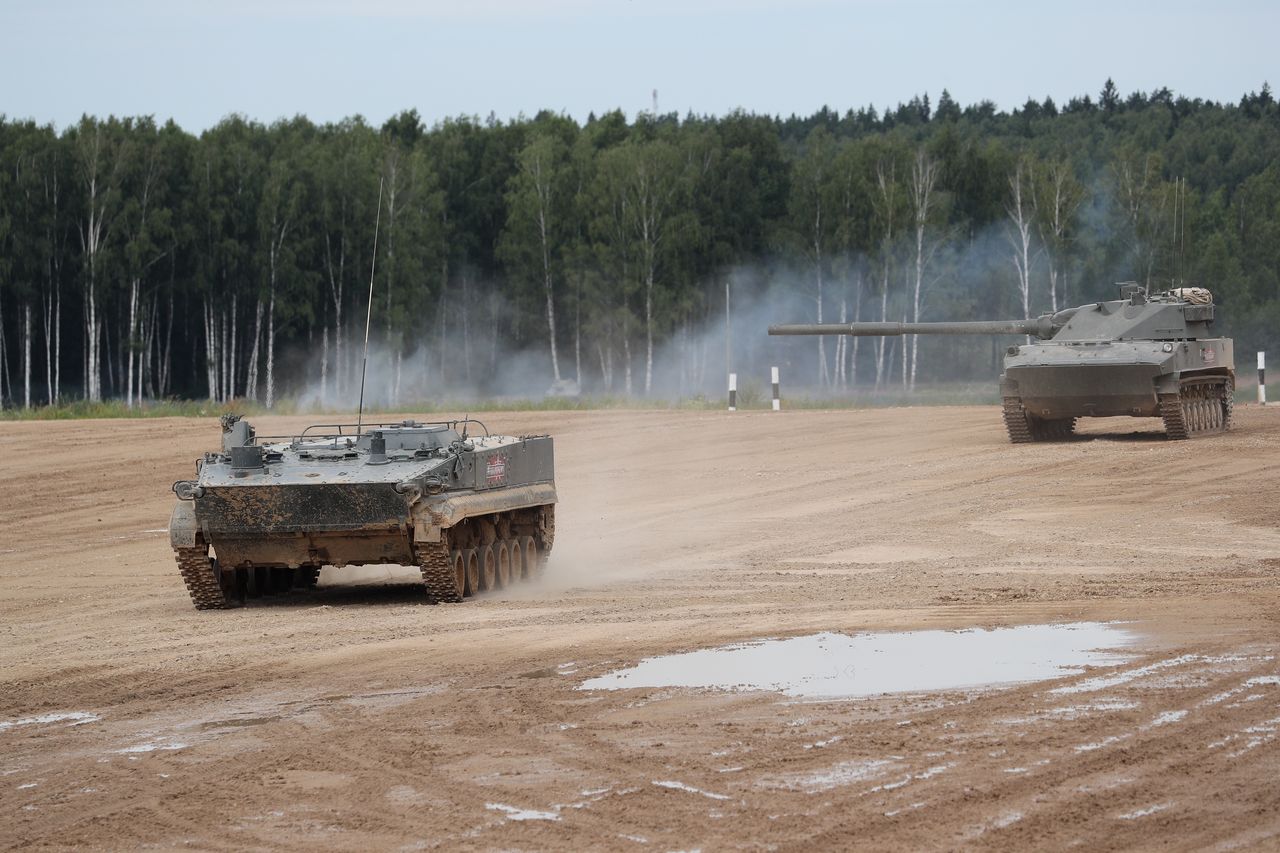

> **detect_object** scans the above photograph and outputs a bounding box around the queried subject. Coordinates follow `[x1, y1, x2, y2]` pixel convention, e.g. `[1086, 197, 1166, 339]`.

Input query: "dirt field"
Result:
[2, 406, 1279, 850]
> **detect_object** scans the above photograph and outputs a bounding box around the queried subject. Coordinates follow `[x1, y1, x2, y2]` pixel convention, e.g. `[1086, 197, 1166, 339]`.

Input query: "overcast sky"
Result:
[2, 0, 1274, 132]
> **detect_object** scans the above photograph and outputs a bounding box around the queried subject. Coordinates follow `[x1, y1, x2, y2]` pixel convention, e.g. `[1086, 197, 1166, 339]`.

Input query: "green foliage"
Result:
[0, 82, 1278, 412]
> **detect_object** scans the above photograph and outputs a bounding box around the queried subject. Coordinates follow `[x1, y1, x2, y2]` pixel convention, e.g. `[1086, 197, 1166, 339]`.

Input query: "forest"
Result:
[0, 79, 1278, 409]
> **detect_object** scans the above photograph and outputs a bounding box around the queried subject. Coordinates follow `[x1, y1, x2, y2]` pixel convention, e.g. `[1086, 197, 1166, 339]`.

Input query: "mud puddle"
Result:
[581, 622, 1139, 699]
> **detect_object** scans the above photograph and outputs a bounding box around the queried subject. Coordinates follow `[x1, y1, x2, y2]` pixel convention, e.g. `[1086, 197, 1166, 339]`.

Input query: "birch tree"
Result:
[788, 127, 840, 386]
[871, 153, 903, 388]
[119, 119, 173, 408]
[628, 138, 683, 396]
[0, 147, 10, 407]
[592, 135, 684, 395]
[39, 133, 67, 405]
[1034, 157, 1084, 311]
[1, 122, 55, 408]
[502, 132, 570, 381]
[317, 117, 377, 399]
[1112, 149, 1173, 289]
[1006, 156, 1040, 330]
[907, 146, 942, 390]
[376, 130, 441, 404]
[72, 117, 131, 402]
[257, 133, 306, 410]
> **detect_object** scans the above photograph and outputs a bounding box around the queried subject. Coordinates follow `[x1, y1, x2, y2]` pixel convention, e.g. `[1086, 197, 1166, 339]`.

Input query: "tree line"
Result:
[0, 79, 1277, 408]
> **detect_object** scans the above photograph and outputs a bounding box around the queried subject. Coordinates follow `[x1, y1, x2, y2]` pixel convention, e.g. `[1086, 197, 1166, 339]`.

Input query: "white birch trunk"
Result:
[852, 272, 862, 388]
[644, 267, 654, 396]
[908, 148, 938, 391]
[203, 299, 216, 400]
[86, 270, 99, 401]
[161, 283, 171, 396]
[461, 274, 472, 383]
[265, 214, 289, 410]
[624, 331, 633, 396]
[220, 307, 228, 402]
[42, 289, 55, 405]
[529, 150, 561, 381]
[596, 342, 609, 390]
[437, 277, 447, 385]
[574, 275, 582, 384]
[53, 287, 60, 402]
[137, 304, 147, 403]
[320, 325, 329, 403]
[873, 159, 897, 390]
[639, 177, 657, 397]
[142, 297, 156, 399]
[835, 298, 846, 387]
[900, 312, 908, 387]
[394, 351, 402, 407]
[80, 151, 105, 402]
[126, 279, 138, 408]
[1034, 159, 1082, 314]
[265, 290, 276, 409]
[324, 230, 345, 397]
[22, 303, 32, 408]
[228, 294, 237, 401]
[875, 282, 888, 389]
[813, 207, 828, 387]
[0, 296, 9, 406]
[1007, 160, 1038, 343]
[246, 299, 262, 401]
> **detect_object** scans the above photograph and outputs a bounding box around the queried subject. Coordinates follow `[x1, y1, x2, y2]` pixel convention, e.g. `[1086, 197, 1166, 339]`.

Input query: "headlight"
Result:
[394, 481, 423, 503]
[173, 480, 204, 500]
[1162, 342, 1174, 353]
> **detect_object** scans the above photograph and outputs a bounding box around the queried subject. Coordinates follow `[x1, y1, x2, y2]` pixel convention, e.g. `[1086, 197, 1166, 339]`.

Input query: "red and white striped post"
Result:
[771, 366, 781, 411]
[728, 372, 737, 411]
[1259, 352, 1267, 405]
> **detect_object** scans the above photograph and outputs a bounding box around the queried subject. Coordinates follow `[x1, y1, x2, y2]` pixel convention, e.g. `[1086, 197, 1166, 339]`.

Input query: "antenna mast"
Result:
[356, 177, 385, 436]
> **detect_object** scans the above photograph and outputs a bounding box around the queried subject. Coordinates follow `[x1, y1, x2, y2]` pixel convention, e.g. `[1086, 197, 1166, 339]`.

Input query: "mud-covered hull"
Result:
[170, 420, 557, 609]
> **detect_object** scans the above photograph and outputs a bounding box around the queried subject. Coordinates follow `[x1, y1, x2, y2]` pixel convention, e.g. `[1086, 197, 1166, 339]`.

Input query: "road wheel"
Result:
[519, 535, 540, 579]
[508, 539, 524, 582]
[495, 540, 511, 588]
[450, 550, 466, 599]
[462, 549, 479, 596]
[478, 545, 496, 592]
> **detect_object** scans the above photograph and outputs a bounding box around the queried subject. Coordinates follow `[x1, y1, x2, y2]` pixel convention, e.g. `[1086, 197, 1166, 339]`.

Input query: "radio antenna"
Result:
[356, 177, 385, 436]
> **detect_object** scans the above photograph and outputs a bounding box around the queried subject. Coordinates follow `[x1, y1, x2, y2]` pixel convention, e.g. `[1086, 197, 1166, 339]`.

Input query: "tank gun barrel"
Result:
[769, 318, 1057, 338]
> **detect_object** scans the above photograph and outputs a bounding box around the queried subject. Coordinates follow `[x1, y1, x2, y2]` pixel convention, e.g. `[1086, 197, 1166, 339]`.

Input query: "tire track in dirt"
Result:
[2, 407, 1279, 849]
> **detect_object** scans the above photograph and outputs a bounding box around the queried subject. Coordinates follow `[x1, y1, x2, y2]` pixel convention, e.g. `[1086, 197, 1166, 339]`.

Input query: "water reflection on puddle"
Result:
[580, 623, 1139, 699]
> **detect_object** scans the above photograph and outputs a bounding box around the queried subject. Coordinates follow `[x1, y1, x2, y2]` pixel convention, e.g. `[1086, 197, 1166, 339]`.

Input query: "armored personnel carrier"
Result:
[169, 416, 555, 609]
[769, 284, 1234, 443]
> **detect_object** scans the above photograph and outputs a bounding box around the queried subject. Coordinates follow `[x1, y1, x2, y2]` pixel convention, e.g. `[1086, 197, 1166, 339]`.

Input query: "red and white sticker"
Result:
[485, 455, 508, 484]
[1202, 348, 1216, 363]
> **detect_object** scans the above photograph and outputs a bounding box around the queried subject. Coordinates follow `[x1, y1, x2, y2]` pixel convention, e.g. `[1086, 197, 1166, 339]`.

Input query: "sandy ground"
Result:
[2, 406, 1280, 851]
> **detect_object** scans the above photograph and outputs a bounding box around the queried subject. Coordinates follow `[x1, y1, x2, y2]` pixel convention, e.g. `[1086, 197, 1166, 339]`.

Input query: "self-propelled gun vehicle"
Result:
[769, 285, 1234, 442]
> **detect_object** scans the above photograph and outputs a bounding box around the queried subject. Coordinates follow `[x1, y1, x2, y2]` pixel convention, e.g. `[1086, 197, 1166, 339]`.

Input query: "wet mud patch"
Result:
[581, 623, 1139, 699]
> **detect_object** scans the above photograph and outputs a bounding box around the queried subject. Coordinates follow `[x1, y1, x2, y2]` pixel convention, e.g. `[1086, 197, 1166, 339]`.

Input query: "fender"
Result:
[169, 501, 199, 550]
[411, 482, 558, 543]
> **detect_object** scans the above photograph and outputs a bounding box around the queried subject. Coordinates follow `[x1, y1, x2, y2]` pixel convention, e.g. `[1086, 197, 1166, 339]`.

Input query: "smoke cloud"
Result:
[279, 215, 1148, 411]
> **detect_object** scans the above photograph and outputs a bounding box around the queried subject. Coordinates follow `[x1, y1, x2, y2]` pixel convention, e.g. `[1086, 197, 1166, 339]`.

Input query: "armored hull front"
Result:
[169, 418, 556, 610]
